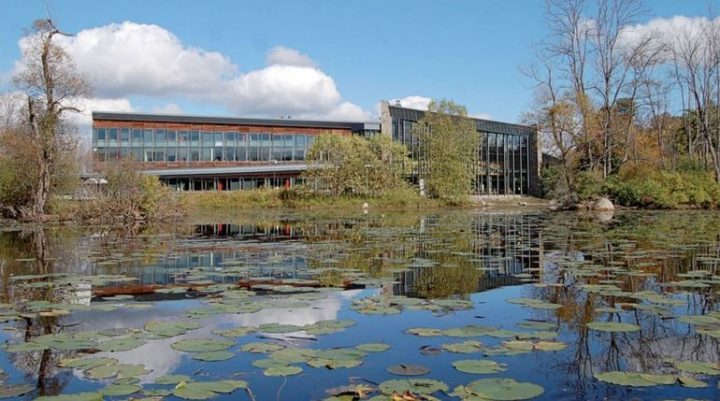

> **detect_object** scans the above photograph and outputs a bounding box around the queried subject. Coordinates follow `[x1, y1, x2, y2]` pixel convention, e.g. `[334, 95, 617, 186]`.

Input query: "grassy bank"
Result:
[180, 187, 444, 220]
[556, 167, 720, 209]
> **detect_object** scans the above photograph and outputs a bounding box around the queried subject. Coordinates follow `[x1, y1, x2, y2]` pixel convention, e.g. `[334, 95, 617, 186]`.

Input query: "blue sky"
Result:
[0, 0, 716, 124]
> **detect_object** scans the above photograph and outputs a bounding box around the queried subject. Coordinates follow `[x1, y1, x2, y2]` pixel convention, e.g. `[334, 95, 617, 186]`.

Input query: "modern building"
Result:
[92, 102, 540, 196]
[92, 112, 379, 191]
[380, 102, 541, 196]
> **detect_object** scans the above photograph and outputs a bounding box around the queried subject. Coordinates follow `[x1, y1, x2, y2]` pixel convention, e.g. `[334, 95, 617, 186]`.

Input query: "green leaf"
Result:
[171, 338, 235, 353]
[387, 364, 430, 376]
[379, 379, 448, 395]
[463, 378, 544, 400]
[264, 365, 303, 376]
[452, 359, 507, 374]
[355, 343, 390, 352]
[586, 321, 640, 332]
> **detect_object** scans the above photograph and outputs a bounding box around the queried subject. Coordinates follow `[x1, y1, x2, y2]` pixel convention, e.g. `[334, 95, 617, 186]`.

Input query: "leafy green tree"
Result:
[414, 99, 479, 203]
[304, 134, 409, 198]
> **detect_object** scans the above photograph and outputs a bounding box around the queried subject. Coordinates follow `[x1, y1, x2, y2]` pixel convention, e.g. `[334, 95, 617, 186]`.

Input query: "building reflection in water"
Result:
[393, 213, 542, 297]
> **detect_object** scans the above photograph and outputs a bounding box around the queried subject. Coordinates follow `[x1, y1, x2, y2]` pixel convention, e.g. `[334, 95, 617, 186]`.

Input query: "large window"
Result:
[94, 126, 325, 167]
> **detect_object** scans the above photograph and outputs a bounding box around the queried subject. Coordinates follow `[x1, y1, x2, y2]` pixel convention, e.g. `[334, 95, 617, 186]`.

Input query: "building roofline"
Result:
[387, 104, 535, 134]
[92, 111, 378, 131]
[141, 164, 309, 177]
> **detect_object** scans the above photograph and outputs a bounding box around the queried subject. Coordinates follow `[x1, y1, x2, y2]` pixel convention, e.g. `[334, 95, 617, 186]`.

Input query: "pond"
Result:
[0, 210, 719, 401]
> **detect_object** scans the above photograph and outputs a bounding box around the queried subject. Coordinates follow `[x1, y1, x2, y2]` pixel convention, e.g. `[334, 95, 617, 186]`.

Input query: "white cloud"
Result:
[266, 46, 317, 68]
[385, 95, 491, 121]
[224, 64, 341, 114]
[43, 22, 235, 98]
[10, 21, 368, 121]
[620, 15, 720, 59]
[64, 97, 137, 127]
[391, 95, 433, 110]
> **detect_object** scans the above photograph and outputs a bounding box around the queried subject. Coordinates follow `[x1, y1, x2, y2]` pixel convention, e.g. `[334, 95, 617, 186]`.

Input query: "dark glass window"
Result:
[202, 131, 213, 142]
[178, 148, 188, 161]
[167, 148, 177, 162]
[155, 129, 167, 142]
[97, 128, 106, 140]
[132, 129, 143, 141]
[120, 128, 130, 141]
[167, 130, 176, 141]
[107, 128, 118, 141]
[190, 131, 200, 141]
[225, 132, 236, 142]
[236, 146, 246, 161]
[214, 147, 223, 161]
[191, 150, 200, 161]
[295, 135, 306, 147]
[144, 129, 153, 141]
[178, 131, 189, 142]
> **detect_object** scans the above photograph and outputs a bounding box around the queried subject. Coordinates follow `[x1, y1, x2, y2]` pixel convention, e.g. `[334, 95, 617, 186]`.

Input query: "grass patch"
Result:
[181, 186, 443, 220]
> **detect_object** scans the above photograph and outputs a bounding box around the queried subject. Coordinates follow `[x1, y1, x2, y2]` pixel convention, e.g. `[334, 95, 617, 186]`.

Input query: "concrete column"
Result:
[380, 101, 392, 137]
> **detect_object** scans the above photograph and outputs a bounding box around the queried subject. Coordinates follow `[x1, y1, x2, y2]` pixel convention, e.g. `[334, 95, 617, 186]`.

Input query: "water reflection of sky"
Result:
[0, 211, 719, 400]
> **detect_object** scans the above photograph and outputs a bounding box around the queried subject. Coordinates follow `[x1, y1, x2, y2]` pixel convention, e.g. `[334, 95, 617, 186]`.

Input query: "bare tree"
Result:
[671, 15, 720, 181]
[11, 19, 89, 220]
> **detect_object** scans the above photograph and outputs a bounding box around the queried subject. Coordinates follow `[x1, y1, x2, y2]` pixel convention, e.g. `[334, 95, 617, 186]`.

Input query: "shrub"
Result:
[607, 170, 720, 209]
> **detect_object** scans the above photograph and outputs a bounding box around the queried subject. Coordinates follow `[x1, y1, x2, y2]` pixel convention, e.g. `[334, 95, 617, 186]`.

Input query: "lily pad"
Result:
[387, 364, 430, 376]
[97, 337, 146, 352]
[595, 371, 658, 387]
[355, 343, 390, 352]
[101, 383, 142, 396]
[586, 321, 640, 332]
[34, 393, 103, 401]
[461, 378, 544, 400]
[192, 351, 235, 361]
[379, 379, 448, 395]
[171, 338, 235, 353]
[452, 359, 507, 374]
[240, 342, 285, 353]
[675, 361, 720, 375]
[264, 365, 303, 376]
[156, 374, 191, 385]
[212, 327, 256, 338]
[0, 384, 34, 398]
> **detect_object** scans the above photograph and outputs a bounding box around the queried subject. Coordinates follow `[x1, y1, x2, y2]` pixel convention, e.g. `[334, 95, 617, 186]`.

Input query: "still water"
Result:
[0, 210, 719, 400]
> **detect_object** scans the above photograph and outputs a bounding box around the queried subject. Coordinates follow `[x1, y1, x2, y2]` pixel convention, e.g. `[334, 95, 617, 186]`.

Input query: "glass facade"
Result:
[93, 128, 316, 163]
[392, 117, 532, 196]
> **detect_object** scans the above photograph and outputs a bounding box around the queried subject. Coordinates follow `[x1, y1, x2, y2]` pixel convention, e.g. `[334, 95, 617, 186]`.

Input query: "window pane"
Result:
[120, 128, 130, 141]
[144, 129, 153, 141]
[97, 128, 106, 140]
[167, 130, 176, 141]
[132, 129, 143, 141]
[107, 128, 118, 141]
[236, 146, 247, 161]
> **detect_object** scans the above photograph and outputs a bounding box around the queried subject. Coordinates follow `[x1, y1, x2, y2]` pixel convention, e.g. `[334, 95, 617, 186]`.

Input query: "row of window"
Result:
[161, 177, 300, 191]
[95, 145, 309, 162]
[392, 118, 532, 195]
[94, 128, 312, 147]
